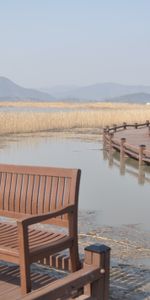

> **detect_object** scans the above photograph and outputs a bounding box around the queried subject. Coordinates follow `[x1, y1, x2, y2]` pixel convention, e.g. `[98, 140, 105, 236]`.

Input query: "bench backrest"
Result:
[0, 164, 81, 227]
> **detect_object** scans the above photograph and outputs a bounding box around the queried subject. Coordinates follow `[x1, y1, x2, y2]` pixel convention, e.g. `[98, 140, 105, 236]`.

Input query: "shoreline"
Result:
[78, 206, 150, 299]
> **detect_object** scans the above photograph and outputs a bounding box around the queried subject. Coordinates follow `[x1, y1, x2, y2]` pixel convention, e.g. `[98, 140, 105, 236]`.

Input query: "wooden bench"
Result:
[0, 164, 81, 295]
[23, 244, 111, 300]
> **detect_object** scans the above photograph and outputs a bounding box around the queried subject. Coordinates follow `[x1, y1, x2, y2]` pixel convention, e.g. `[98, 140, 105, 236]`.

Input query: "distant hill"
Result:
[1, 77, 150, 103]
[40, 85, 78, 98]
[0, 77, 54, 101]
[43, 82, 150, 102]
[106, 92, 150, 103]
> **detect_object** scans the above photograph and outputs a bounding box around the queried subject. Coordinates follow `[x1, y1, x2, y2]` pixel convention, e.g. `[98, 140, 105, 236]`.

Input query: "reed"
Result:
[0, 103, 150, 135]
[0, 101, 145, 110]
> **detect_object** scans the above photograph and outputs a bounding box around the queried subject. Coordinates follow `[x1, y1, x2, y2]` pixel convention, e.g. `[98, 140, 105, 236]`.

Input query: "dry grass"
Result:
[0, 101, 145, 109]
[0, 101, 150, 135]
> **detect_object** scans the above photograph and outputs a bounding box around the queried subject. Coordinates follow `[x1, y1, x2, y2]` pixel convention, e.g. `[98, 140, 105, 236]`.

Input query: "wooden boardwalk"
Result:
[103, 122, 150, 164]
[111, 127, 150, 149]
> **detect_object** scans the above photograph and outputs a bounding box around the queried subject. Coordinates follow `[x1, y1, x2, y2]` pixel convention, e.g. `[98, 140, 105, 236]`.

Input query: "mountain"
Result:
[40, 85, 79, 98]
[107, 92, 150, 103]
[1, 77, 150, 103]
[43, 82, 150, 102]
[0, 77, 54, 101]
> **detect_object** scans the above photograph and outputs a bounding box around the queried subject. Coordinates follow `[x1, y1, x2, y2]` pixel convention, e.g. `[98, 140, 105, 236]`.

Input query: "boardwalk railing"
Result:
[103, 121, 150, 165]
[103, 120, 150, 135]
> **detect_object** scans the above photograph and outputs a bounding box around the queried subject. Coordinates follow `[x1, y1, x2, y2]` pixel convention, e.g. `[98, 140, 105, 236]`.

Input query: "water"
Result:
[0, 133, 149, 232]
[0, 106, 93, 113]
[0, 106, 71, 113]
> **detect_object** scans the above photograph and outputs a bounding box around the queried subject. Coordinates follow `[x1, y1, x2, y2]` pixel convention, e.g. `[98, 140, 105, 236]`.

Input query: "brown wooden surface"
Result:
[0, 164, 81, 294]
[104, 125, 150, 163]
[0, 264, 100, 300]
[113, 127, 150, 149]
[0, 244, 110, 300]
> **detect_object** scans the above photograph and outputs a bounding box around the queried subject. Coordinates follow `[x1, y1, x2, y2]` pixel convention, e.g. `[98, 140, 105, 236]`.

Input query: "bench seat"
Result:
[0, 221, 73, 260]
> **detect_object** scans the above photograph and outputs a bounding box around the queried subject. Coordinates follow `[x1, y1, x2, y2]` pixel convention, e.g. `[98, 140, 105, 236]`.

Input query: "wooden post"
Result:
[103, 129, 108, 160]
[120, 157, 126, 176]
[148, 125, 150, 136]
[146, 120, 149, 127]
[106, 126, 109, 133]
[104, 126, 110, 149]
[120, 138, 126, 175]
[109, 133, 114, 150]
[123, 122, 127, 129]
[134, 122, 138, 129]
[113, 124, 117, 132]
[139, 144, 146, 166]
[120, 138, 126, 157]
[138, 165, 145, 185]
[107, 133, 114, 167]
[84, 244, 111, 300]
[103, 128, 107, 147]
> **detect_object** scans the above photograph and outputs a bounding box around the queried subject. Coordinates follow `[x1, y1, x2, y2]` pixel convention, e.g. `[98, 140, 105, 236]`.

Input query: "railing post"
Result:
[146, 120, 149, 127]
[139, 144, 146, 166]
[84, 244, 111, 300]
[120, 138, 126, 157]
[107, 133, 114, 167]
[109, 133, 114, 150]
[120, 138, 126, 175]
[138, 165, 145, 185]
[106, 126, 109, 133]
[113, 124, 117, 132]
[123, 122, 127, 129]
[104, 126, 110, 147]
[134, 122, 138, 129]
[103, 128, 107, 148]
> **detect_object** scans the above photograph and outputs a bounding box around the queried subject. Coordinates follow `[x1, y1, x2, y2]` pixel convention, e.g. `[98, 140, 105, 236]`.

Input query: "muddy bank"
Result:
[79, 211, 150, 268]
[78, 210, 150, 299]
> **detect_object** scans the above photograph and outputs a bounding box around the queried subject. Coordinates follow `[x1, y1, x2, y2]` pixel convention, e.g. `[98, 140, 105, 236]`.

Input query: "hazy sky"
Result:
[0, 0, 150, 88]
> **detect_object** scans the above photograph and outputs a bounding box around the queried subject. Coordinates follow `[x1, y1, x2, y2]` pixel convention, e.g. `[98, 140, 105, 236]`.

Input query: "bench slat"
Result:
[4, 173, 12, 211]
[38, 176, 46, 214]
[20, 174, 28, 213]
[15, 174, 23, 212]
[44, 176, 52, 213]
[32, 175, 40, 214]
[50, 177, 59, 212]
[0, 173, 7, 210]
[26, 175, 34, 214]
[9, 174, 17, 211]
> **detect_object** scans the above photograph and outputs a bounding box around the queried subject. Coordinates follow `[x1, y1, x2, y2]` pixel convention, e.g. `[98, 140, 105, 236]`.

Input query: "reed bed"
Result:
[0, 102, 150, 135]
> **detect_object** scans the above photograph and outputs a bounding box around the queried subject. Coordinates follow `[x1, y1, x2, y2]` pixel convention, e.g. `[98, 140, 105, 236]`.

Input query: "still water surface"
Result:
[0, 134, 149, 231]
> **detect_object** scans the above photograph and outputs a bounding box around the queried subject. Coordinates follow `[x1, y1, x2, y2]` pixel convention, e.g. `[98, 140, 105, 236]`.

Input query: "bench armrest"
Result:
[22, 265, 101, 300]
[17, 204, 75, 227]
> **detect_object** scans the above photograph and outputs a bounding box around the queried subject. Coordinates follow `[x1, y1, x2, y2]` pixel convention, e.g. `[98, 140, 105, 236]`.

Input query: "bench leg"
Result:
[20, 261, 31, 295]
[17, 223, 31, 294]
[69, 241, 81, 272]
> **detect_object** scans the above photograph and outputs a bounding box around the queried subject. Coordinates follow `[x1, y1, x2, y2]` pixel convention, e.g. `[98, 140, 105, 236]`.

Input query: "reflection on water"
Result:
[0, 134, 149, 231]
[104, 149, 150, 185]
